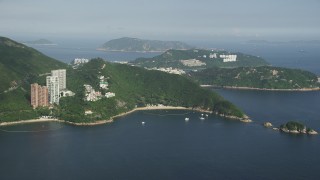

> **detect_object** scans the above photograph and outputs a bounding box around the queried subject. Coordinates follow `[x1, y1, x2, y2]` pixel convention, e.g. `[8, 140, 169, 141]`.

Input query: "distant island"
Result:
[263, 121, 318, 135]
[22, 39, 56, 45]
[0, 37, 247, 125]
[98, 37, 193, 52]
[247, 40, 320, 44]
[280, 121, 318, 135]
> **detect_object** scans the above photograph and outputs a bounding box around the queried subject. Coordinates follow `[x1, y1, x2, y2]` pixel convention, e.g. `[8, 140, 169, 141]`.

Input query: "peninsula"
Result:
[0, 37, 246, 125]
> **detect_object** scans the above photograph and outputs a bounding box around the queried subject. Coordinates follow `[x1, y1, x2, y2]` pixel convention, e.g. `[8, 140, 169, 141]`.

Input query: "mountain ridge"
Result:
[98, 37, 193, 52]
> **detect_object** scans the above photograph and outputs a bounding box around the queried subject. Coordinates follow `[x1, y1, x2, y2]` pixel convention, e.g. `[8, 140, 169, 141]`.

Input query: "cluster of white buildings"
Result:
[180, 59, 206, 67]
[147, 67, 186, 75]
[220, 54, 237, 62]
[72, 58, 89, 65]
[84, 84, 103, 102]
[84, 76, 115, 101]
[72, 58, 90, 69]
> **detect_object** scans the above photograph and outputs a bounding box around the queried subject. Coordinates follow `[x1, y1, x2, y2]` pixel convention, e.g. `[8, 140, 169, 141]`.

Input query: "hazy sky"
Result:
[1, 0, 319, 42]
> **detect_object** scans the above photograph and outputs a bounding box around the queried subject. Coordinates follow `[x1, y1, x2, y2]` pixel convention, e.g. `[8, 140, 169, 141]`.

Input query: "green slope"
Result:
[0, 37, 67, 122]
[58, 59, 244, 123]
[0, 37, 67, 92]
[131, 49, 269, 70]
[189, 66, 320, 89]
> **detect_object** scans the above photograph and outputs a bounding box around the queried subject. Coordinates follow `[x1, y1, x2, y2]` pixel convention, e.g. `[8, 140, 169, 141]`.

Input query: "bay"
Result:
[0, 89, 319, 179]
[1, 41, 319, 179]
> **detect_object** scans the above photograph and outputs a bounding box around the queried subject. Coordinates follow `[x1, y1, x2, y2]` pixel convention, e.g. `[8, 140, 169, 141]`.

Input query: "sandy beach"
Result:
[0, 106, 249, 127]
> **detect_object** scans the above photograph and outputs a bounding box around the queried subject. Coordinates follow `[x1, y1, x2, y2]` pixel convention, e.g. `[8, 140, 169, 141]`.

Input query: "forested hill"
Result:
[189, 66, 320, 90]
[60, 59, 244, 122]
[0, 36, 66, 92]
[99, 37, 193, 52]
[131, 49, 269, 70]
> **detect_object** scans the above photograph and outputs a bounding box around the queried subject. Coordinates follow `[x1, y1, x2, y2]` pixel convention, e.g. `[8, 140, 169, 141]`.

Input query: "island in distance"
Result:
[97, 37, 193, 52]
[22, 39, 57, 45]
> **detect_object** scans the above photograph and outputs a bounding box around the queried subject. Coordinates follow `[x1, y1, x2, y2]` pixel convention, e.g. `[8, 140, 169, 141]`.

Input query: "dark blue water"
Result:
[0, 90, 320, 180]
[1, 42, 319, 179]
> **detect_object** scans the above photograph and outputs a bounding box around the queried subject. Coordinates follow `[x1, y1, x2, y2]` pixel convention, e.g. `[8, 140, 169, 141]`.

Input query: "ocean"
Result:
[0, 42, 319, 179]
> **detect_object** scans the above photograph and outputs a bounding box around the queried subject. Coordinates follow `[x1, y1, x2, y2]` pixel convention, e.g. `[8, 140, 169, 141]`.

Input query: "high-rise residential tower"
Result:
[51, 69, 66, 90]
[31, 83, 49, 109]
[46, 76, 60, 105]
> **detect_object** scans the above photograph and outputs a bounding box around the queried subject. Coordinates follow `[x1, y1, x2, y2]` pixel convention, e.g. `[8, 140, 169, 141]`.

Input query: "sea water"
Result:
[0, 42, 319, 179]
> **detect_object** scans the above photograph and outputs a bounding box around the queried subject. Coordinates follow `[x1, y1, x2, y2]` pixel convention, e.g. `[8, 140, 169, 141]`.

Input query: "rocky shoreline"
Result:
[201, 85, 320, 92]
[263, 121, 318, 135]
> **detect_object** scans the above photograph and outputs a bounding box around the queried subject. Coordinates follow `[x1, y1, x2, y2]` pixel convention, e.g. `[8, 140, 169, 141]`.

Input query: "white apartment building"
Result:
[51, 69, 66, 90]
[220, 54, 237, 62]
[46, 76, 60, 105]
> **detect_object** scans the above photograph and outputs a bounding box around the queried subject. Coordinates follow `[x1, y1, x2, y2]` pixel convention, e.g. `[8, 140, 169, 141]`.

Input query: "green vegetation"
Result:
[0, 37, 245, 123]
[280, 121, 318, 134]
[132, 49, 269, 69]
[0, 37, 66, 92]
[0, 37, 66, 121]
[99, 37, 193, 52]
[280, 121, 306, 131]
[189, 66, 320, 89]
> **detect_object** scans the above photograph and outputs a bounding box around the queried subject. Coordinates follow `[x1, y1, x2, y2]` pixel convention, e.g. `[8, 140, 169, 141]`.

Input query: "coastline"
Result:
[201, 85, 320, 92]
[0, 106, 249, 127]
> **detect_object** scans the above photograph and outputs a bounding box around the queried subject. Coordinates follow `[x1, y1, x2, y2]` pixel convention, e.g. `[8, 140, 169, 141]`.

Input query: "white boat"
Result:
[141, 121, 145, 125]
[185, 117, 189, 121]
[205, 114, 209, 117]
[200, 117, 205, 120]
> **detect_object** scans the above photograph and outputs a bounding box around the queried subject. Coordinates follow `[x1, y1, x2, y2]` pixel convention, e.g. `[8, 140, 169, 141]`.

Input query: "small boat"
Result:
[185, 117, 189, 121]
[205, 114, 209, 117]
[141, 121, 145, 125]
[200, 117, 205, 120]
[201, 114, 204, 116]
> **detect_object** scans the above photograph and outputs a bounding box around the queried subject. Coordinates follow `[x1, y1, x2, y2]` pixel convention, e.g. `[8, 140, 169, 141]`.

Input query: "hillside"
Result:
[131, 49, 269, 70]
[0, 37, 67, 121]
[189, 66, 320, 90]
[58, 59, 244, 123]
[0, 37, 67, 92]
[99, 37, 193, 52]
